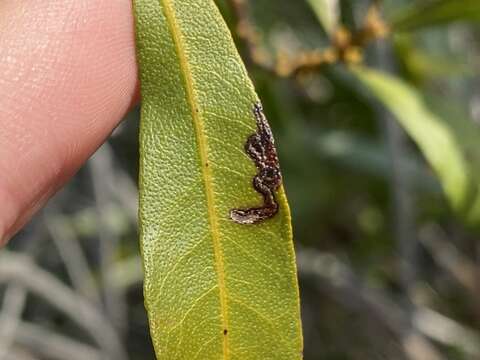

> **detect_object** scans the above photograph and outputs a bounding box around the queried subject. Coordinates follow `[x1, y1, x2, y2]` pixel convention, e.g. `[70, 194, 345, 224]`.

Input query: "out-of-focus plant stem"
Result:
[90, 145, 128, 334]
[0, 284, 27, 360]
[226, 0, 389, 76]
[0, 251, 127, 360]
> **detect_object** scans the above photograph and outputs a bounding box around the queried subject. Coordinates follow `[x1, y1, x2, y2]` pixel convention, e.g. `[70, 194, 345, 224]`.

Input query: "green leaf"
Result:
[316, 130, 440, 193]
[133, 0, 303, 359]
[305, 0, 340, 35]
[391, 0, 480, 32]
[352, 66, 470, 214]
[425, 98, 480, 226]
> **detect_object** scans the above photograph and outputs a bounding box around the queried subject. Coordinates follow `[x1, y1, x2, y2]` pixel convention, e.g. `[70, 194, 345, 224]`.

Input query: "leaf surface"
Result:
[133, 0, 303, 359]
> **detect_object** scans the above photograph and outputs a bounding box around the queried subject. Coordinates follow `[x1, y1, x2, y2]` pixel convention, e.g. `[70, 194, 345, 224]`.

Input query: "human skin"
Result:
[0, 0, 139, 245]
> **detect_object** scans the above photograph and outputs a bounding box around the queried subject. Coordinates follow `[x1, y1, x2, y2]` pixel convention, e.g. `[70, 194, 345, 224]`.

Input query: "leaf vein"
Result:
[160, 1, 230, 358]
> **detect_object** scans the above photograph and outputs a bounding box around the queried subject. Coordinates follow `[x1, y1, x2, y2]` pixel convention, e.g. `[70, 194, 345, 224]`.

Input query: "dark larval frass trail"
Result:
[230, 102, 282, 225]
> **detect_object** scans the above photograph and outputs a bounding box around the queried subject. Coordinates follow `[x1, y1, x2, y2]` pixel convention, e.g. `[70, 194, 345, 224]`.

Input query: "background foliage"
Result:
[2, 0, 480, 359]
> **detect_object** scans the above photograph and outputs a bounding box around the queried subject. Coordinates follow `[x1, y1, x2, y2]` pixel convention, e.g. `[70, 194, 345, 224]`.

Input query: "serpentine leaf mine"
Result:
[230, 102, 282, 225]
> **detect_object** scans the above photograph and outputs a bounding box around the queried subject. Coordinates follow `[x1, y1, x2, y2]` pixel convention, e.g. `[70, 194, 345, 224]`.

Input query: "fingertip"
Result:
[0, 0, 140, 242]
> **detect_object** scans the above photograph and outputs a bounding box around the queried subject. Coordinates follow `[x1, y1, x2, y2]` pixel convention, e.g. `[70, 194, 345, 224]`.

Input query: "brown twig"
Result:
[226, 1, 389, 77]
[228, 0, 275, 72]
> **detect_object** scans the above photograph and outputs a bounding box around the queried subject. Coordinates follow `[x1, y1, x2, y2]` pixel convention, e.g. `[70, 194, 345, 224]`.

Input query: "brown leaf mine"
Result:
[230, 102, 282, 225]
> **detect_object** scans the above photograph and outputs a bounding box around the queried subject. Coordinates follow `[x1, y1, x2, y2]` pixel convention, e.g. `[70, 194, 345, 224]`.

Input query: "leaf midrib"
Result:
[160, 0, 230, 358]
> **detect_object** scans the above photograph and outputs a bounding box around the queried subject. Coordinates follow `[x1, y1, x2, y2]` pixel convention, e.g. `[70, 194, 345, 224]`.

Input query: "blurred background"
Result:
[2, 0, 480, 359]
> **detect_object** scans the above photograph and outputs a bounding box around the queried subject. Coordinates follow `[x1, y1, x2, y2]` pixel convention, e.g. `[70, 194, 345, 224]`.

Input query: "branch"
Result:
[44, 213, 101, 304]
[419, 224, 477, 292]
[0, 284, 27, 360]
[0, 251, 127, 360]
[13, 321, 103, 360]
[297, 247, 480, 358]
[413, 307, 480, 356]
[89, 144, 128, 332]
[226, 1, 389, 76]
[3, 348, 38, 360]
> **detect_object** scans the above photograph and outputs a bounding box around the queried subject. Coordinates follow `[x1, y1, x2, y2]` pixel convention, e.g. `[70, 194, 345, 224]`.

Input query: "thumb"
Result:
[0, 0, 139, 245]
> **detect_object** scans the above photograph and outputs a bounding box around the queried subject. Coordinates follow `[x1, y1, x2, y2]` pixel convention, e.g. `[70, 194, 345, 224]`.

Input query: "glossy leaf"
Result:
[391, 0, 480, 32]
[133, 0, 303, 359]
[352, 67, 470, 213]
[305, 0, 340, 35]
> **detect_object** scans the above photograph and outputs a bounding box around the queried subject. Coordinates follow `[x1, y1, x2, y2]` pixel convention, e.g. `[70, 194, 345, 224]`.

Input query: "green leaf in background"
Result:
[391, 0, 480, 32]
[425, 98, 480, 226]
[352, 67, 471, 214]
[133, 0, 303, 359]
[305, 0, 340, 35]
